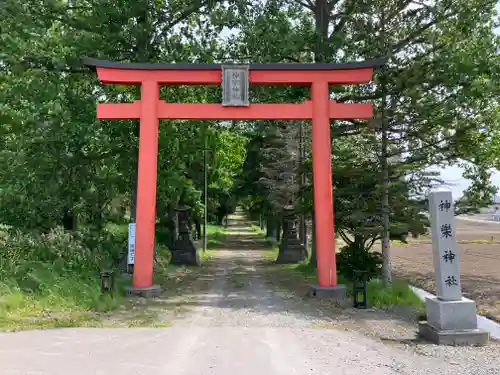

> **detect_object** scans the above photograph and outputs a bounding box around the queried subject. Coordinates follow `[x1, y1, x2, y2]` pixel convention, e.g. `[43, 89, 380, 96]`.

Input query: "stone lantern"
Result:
[276, 205, 307, 264]
[170, 205, 201, 266]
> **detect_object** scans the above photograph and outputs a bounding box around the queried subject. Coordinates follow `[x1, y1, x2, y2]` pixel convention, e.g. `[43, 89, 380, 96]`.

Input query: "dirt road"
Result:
[1, 214, 499, 374]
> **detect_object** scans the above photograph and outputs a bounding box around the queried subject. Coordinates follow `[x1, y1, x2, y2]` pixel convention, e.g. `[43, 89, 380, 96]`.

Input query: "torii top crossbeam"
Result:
[83, 57, 384, 83]
[84, 58, 384, 120]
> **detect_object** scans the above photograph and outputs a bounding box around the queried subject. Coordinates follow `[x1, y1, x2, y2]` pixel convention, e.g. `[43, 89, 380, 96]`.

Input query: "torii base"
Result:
[125, 284, 162, 298]
[309, 284, 347, 299]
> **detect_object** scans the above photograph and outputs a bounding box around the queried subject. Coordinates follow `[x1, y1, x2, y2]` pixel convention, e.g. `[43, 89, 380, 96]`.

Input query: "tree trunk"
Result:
[298, 121, 307, 246]
[130, 156, 138, 222]
[379, 3, 392, 287]
[131, 3, 153, 223]
[354, 234, 365, 250]
[313, 0, 330, 63]
[276, 214, 282, 242]
[266, 214, 276, 240]
[381, 117, 392, 286]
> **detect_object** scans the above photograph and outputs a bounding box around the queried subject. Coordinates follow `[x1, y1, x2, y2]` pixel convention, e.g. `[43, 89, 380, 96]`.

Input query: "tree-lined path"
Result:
[1, 212, 500, 375]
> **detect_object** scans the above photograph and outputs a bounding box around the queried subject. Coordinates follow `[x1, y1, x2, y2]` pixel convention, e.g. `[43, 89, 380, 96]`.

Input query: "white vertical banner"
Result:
[128, 223, 136, 265]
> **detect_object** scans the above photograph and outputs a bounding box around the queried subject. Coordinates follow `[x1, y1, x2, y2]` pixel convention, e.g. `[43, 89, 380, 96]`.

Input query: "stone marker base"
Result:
[309, 284, 347, 299]
[170, 249, 201, 266]
[275, 244, 307, 264]
[125, 285, 162, 298]
[426, 296, 478, 330]
[419, 322, 489, 346]
[420, 296, 489, 346]
[170, 238, 201, 266]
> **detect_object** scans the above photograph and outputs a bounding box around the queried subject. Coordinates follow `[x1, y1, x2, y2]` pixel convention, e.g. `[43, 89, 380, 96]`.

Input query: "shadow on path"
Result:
[112, 210, 430, 343]
[105, 209, 500, 361]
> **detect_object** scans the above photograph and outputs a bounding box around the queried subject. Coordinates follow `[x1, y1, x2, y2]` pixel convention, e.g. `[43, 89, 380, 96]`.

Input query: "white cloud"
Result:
[432, 165, 500, 198]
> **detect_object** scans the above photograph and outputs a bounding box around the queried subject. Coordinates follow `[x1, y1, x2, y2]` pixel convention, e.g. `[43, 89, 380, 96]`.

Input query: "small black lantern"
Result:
[100, 270, 115, 293]
[353, 270, 368, 309]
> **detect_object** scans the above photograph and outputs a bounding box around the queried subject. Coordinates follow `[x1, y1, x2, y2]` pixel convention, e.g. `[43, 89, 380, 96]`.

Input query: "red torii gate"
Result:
[84, 58, 383, 297]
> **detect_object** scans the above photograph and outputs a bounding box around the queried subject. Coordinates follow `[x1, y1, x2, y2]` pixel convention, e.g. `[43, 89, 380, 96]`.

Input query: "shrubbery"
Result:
[1, 226, 126, 276]
[0, 225, 128, 328]
[336, 244, 383, 281]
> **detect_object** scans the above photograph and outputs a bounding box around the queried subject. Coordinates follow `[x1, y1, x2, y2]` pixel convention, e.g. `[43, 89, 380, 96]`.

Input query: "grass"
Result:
[253, 228, 423, 311]
[0, 272, 127, 331]
[458, 238, 499, 244]
[206, 224, 226, 248]
[263, 243, 279, 261]
[249, 225, 265, 235]
[392, 237, 499, 246]
[286, 262, 423, 310]
[0, 222, 226, 331]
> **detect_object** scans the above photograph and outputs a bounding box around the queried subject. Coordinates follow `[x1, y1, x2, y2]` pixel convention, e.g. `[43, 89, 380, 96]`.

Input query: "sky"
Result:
[434, 166, 500, 198]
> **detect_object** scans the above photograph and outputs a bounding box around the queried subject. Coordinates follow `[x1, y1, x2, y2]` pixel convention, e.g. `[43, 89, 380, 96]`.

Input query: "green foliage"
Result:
[0, 0, 254, 324]
[0, 0, 249, 233]
[364, 279, 424, 310]
[155, 226, 175, 249]
[233, 0, 500, 245]
[0, 226, 125, 277]
[298, 133, 431, 251]
[0, 226, 126, 329]
[455, 163, 499, 215]
[336, 244, 383, 282]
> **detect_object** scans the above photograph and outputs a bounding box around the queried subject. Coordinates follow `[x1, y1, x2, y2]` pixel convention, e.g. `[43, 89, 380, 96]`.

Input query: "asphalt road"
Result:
[0, 326, 448, 375]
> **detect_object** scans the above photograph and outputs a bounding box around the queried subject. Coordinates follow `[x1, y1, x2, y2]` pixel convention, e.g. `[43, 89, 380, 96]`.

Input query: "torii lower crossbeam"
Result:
[97, 101, 373, 120]
[84, 58, 383, 297]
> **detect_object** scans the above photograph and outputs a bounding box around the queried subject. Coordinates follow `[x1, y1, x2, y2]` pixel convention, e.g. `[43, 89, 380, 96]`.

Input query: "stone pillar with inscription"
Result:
[419, 187, 489, 346]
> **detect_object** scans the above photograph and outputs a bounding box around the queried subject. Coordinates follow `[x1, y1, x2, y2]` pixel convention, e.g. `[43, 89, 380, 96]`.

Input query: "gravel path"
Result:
[167, 220, 500, 375]
[1, 214, 500, 374]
